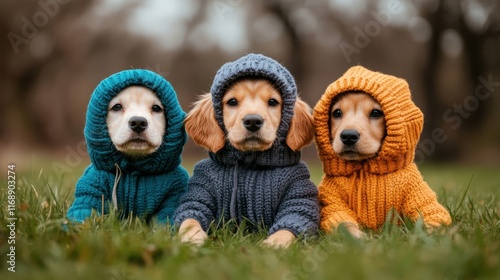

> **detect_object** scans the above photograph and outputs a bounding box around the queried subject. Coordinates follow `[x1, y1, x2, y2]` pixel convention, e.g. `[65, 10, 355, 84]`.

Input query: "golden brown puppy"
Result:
[185, 79, 313, 154]
[328, 91, 385, 238]
[329, 91, 386, 161]
[315, 66, 452, 238]
[179, 78, 314, 247]
[106, 86, 166, 157]
[223, 80, 283, 152]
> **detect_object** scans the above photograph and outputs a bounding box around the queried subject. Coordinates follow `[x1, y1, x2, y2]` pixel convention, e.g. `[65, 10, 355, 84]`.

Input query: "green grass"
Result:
[1, 162, 499, 280]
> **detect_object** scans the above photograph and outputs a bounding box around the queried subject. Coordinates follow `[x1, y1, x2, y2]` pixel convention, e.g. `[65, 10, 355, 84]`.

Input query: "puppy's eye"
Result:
[152, 105, 163, 112]
[268, 98, 279, 107]
[370, 109, 384, 118]
[332, 109, 342, 118]
[226, 98, 238, 107]
[111, 104, 122, 111]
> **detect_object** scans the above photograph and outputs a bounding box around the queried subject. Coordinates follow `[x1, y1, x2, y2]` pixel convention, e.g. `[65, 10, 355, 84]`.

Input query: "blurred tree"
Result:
[1, 1, 98, 148]
[420, 0, 500, 160]
[0, 0, 159, 149]
[1, 0, 499, 165]
[259, 0, 305, 82]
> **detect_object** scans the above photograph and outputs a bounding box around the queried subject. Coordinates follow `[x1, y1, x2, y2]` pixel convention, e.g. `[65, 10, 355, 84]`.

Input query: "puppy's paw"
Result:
[181, 229, 208, 246]
[342, 223, 367, 239]
[424, 223, 447, 235]
[178, 219, 208, 246]
[261, 230, 296, 249]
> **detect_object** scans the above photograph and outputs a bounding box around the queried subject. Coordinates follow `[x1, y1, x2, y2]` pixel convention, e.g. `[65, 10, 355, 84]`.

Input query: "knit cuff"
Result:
[320, 212, 359, 232]
[269, 218, 318, 238]
[66, 208, 94, 223]
[174, 210, 211, 231]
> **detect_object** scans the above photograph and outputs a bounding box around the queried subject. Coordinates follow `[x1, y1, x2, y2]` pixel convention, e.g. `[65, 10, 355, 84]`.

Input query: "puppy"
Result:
[328, 91, 385, 238]
[314, 66, 451, 237]
[185, 79, 310, 153]
[174, 53, 319, 248]
[329, 91, 386, 161]
[107, 86, 165, 157]
[66, 69, 188, 224]
[222, 79, 283, 152]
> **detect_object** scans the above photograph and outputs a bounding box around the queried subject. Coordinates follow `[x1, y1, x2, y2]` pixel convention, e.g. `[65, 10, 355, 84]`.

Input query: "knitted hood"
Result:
[84, 69, 187, 174]
[209, 53, 301, 167]
[313, 66, 423, 176]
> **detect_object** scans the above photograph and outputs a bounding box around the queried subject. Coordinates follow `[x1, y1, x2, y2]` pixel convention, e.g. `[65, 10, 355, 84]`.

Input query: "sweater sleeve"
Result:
[269, 163, 320, 237]
[173, 161, 216, 231]
[318, 177, 359, 232]
[155, 167, 189, 225]
[66, 166, 110, 223]
[402, 164, 452, 228]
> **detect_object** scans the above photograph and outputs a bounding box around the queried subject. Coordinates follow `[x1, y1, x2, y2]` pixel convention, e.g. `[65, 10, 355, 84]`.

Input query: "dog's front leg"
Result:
[178, 218, 208, 246]
[262, 230, 296, 248]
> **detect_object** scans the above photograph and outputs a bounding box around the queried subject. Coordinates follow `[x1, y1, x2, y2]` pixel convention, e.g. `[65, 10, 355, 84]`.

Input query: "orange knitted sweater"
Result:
[313, 66, 452, 232]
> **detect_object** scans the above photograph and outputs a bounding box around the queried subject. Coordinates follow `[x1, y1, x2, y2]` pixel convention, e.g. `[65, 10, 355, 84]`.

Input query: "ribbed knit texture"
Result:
[175, 159, 319, 236]
[66, 69, 188, 224]
[313, 66, 451, 231]
[175, 54, 319, 236]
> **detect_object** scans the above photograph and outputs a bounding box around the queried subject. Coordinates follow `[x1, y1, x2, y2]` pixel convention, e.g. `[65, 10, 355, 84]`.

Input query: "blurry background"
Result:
[1, 0, 499, 173]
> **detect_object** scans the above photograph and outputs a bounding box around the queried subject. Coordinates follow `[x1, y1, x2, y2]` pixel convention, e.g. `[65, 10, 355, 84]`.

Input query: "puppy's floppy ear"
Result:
[185, 93, 225, 153]
[286, 97, 314, 151]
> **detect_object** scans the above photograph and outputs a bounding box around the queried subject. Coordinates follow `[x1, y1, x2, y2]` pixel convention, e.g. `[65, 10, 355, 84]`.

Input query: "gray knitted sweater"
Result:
[174, 54, 319, 237]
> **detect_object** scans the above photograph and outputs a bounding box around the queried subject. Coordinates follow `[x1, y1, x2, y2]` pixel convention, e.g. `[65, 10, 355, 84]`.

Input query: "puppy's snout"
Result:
[340, 130, 360, 146]
[129, 116, 148, 133]
[243, 114, 264, 132]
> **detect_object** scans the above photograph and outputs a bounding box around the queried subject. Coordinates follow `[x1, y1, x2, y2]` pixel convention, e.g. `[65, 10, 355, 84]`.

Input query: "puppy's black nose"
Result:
[340, 130, 360, 146]
[243, 114, 264, 132]
[129, 116, 148, 133]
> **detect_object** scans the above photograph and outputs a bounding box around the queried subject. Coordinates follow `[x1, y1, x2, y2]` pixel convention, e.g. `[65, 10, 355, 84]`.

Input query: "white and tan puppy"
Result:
[106, 86, 166, 157]
[66, 69, 188, 224]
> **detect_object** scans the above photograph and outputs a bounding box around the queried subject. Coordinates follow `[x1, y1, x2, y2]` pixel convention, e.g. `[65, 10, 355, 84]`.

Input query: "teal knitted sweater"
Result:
[66, 69, 188, 224]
